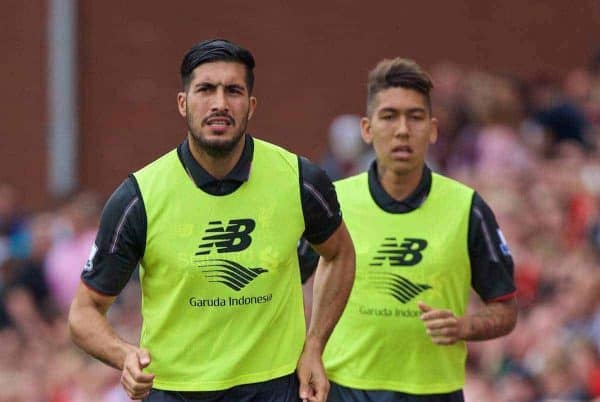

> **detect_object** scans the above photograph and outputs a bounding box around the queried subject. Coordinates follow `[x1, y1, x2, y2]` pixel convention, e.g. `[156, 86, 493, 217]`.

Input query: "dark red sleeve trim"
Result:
[485, 290, 517, 303]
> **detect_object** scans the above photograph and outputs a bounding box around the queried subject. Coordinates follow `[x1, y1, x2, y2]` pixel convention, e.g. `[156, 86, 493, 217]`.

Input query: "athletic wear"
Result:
[82, 135, 342, 392]
[324, 170, 473, 393]
[300, 164, 515, 301]
[328, 381, 464, 402]
[84, 135, 341, 296]
[133, 139, 305, 390]
[143, 373, 300, 402]
[300, 162, 515, 399]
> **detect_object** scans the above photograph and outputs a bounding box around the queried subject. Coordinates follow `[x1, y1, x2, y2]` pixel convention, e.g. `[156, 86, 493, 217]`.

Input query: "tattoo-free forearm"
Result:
[307, 226, 355, 352]
[68, 284, 135, 370]
[461, 298, 517, 341]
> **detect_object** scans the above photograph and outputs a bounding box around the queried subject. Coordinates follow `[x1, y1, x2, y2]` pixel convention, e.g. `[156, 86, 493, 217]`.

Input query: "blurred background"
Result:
[2, 1, 600, 401]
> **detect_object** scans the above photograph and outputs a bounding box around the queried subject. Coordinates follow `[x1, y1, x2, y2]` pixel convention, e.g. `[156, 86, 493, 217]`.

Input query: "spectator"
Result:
[44, 192, 100, 312]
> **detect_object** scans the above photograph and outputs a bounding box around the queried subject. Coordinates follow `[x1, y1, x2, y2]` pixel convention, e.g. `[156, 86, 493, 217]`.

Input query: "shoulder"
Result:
[299, 157, 331, 183]
[470, 192, 501, 224]
[335, 172, 367, 187]
[134, 147, 180, 178]
[431, 172, 474, 194]
[253, 138, 300, 172]
[103, 176, 142, 214]
[430, 173, 475, 211]
[333, 172, 368, 198]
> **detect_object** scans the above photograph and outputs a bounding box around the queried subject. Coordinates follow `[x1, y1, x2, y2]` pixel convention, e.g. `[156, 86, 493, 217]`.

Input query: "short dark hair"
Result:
[180, 39, 255, 93]
[366, 58, 433, 116]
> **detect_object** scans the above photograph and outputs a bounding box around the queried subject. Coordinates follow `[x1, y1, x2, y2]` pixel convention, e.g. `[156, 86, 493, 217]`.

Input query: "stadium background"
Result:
[2, 1, 600, 401]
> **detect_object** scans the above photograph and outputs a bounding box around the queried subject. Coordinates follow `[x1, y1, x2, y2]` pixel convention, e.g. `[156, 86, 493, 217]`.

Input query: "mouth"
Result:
[203, 115, 235, 131]
[391, 145, 413, 159]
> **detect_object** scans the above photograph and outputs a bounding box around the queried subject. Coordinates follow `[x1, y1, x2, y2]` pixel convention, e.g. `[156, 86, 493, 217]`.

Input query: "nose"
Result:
[394, 116, 409, 137]
[211, 86, 229, 112]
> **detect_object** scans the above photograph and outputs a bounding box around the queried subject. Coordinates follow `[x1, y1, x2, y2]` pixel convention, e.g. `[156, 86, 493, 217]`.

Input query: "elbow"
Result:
[346, 245, 356, 279]
[341, 244, 356, 291]
[345, 234, 356, 274]
[502, 299, 519, 336]
[67, 301, 79, 344]
[67, 299, 87, 347]
[507, 306, 518, 335]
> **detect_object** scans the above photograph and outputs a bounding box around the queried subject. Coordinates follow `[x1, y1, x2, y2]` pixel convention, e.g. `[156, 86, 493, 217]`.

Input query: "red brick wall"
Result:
[3, 1, 600, 208]
[1, 1, 47, 209]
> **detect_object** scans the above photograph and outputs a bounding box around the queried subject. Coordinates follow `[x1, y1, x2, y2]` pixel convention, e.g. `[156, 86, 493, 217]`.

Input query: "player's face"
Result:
[177, 61, 257, 157]
[361, 87, 437, 176]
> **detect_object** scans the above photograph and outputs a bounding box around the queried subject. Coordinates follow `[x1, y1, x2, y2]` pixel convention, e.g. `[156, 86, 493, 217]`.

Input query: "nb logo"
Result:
[369, 273, 431, 303]
[370, 237, 428, 267]
[196, 219, 256, 255]
[196, 259, 268, 291]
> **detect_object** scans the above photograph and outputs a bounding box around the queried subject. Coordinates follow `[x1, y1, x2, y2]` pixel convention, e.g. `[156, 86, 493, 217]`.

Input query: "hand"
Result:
[297, 343, 330, 402]
[121, 347, 155, 400]
[418, 302, 466, 345]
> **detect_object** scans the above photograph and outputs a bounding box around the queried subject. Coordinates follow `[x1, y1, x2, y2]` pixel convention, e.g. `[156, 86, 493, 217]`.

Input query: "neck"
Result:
[187, 134, 246, 179]
[377, 163, 424, 201]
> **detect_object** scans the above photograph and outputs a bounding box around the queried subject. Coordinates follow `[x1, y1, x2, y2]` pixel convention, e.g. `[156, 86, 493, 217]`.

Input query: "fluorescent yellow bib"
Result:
[134, 139, 305, 391]
[324, 172, 473, 394]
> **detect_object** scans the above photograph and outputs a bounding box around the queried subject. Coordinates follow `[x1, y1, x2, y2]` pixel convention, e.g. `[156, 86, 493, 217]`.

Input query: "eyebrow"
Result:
[193, 82, 247, 92]
[378, 106, 427, 114]
[194, 81, 245, 88]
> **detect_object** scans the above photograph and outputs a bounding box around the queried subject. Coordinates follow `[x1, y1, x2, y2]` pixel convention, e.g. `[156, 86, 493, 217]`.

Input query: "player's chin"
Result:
[390, 162, 415, 176]
[205, 135, 244, 154]
[205, 126, 233, 137]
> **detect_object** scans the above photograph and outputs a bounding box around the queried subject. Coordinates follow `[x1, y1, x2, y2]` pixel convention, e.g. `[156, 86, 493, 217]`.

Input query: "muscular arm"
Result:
[306, 222, 355, 350]
[296, 157, 354, 402]
[419, 192, 518, 345]
[68, 178, 153, 399]
[69, 284, 154, 399]
[460, 298, 517, 341]
[418, 298, 517, 345]
[297, 223, 355, 402]
[297, 237, 355, 402]
[68, 284, 134, 369]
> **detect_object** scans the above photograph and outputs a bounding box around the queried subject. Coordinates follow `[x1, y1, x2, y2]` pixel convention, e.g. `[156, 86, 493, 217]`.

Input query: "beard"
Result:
[187, 109, 250, 158]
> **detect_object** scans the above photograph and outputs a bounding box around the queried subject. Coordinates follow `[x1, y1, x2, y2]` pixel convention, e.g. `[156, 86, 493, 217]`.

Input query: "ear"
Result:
[248, 96, 257, 120]
[429, 117, 438, 145]
[177, 92, 187, 118]
[360, 116, 373, 144]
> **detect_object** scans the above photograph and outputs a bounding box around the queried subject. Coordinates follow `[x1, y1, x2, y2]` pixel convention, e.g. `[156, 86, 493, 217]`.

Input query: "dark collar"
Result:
[368, 162, 432, 213]
[177, 134, 254, 189]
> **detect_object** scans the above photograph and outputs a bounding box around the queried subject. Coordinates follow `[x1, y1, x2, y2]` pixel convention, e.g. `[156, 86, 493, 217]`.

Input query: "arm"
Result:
[297, 223, 355, 402]
[68, 177, 152, 399]
[306, 222, 355, 351]
[298, 237, 319, 284]
[460, 298, 517, 340]
[69, 284, 154, 399]
[419, 192, 518, 344]
[295, 157, 355, 402]
[418, 298, 517, 345]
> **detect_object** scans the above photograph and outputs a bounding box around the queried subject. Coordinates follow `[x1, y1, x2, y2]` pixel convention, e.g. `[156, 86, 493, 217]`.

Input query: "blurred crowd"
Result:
[0, 190, 140, 401]
[3, 52, 600, 401]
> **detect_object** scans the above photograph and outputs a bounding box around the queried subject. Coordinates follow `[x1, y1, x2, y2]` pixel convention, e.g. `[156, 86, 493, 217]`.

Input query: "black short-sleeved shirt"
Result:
[299, 162, 516, 302]
[82, 135, 342, 296]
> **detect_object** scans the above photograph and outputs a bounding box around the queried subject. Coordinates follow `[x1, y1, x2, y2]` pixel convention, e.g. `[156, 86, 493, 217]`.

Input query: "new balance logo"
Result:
[196, 258, 268, 291]
[370, 272, 431, 303]
[370, 237, 428, 266]
[196, 219, 256, 255]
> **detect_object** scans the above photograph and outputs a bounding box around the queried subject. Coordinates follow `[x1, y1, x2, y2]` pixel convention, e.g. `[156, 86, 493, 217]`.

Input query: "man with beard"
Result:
[299, 58, 517, 402]
[68, 39, 355, 402]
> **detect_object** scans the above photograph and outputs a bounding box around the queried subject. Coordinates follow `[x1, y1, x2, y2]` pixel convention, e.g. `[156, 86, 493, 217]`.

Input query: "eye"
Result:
[227, 86, 244, 95]
[409, 113, 426, 121]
